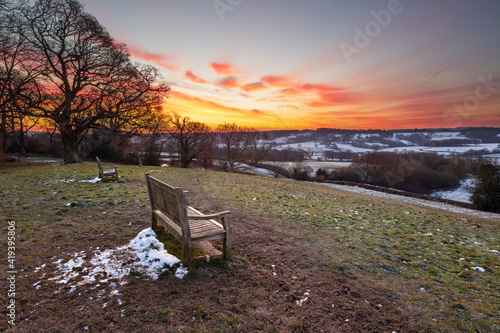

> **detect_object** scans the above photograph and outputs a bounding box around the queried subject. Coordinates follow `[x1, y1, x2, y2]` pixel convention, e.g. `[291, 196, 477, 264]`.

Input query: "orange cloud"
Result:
[217, 76, 239, 89]
[261, 75, 294, 87]
[299, 83, 345, 93]
[307, 91, 362, 107]
[184, 70, 207, 84]
[209, 62, 237, 76]
[243, 81, 266, 92]
[128, 47, 178, 71]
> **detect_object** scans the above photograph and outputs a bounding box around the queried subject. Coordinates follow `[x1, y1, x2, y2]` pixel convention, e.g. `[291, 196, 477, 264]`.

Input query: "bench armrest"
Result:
[188, 211, 231, 220]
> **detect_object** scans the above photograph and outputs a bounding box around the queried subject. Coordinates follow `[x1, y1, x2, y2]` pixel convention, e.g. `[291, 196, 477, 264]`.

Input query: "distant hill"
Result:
[263, 127, 500, 159]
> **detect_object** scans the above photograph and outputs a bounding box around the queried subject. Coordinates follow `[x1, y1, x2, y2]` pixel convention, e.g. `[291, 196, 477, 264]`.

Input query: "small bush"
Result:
[330, 167, 361, 182]
[398, 169, 459, 194]
[290, 161, 312, 181]
[471, 163, 500, 213]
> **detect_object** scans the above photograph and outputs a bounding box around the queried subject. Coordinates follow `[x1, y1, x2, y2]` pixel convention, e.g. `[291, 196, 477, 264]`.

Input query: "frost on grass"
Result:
[35, 228, 187, 295]
[80, 177, 102, 183]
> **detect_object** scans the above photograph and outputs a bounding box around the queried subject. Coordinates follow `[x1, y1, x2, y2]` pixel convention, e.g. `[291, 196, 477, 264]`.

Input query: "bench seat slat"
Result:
[190, 221, 226, 238]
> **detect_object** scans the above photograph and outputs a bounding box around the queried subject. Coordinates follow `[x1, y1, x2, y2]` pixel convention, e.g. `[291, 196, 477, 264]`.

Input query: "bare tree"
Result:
[6, 0, 169, 162]
[0, 0, 33, 153]
[246, 128, 274, 164]
[217, 122, 248, 169]
[167, 112, 213, 168]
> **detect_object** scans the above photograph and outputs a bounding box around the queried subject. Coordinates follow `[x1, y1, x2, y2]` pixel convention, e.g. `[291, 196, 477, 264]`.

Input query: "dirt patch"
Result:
[2, 212, 422, 333]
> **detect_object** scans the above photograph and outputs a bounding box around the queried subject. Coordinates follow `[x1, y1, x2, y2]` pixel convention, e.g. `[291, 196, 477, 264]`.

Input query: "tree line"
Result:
[0, 0, 282, 167]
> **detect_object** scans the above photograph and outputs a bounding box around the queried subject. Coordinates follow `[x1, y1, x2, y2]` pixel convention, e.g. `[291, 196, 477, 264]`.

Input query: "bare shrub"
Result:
[196, 151, 214, 170]
[290, 161, 313, 181]
[330, 167, 361, 182]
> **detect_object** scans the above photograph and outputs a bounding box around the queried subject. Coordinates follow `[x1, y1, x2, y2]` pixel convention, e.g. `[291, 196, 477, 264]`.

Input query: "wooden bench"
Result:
[145, 173, 232, 266]
[96, 156, 118, 180]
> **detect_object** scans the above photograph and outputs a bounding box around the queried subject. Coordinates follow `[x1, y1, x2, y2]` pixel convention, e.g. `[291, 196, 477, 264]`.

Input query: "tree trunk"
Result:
[60, 124, 81, 163]
[1, 111, 7, 153]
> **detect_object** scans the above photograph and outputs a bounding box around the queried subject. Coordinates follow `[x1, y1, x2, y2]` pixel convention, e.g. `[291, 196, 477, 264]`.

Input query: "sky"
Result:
[79, 0, 500, 130]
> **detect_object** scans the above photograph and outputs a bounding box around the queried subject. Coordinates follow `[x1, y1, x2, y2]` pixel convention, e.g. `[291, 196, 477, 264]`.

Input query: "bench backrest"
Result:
[96, 156, 112, 176]
[96, 156, 103, 174]
[145, 173, 189, 232]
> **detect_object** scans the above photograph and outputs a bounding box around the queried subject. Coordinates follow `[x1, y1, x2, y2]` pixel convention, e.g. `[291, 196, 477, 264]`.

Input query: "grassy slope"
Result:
[0, 162, 498, 332]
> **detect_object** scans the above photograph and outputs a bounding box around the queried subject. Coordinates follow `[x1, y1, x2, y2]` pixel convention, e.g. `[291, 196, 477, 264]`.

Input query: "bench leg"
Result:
[182, 239, 192, 267]
[151, 213, 158, 231]
[223, 216, 232, 261]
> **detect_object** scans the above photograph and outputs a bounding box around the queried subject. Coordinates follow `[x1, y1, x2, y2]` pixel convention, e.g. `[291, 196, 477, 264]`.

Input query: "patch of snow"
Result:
[129, 228, 185, 279]
[296, 290, 310, 306]
[430, 132, 464, 140]
[80, 177, 101, 183]
[320, 183, 500, 220]
[36, 228, 187, 295]
[379, 146, 430, 153]
[431, 178, 474, 203]
[335, 143, 373, 153]
[34, 264, 46, 272]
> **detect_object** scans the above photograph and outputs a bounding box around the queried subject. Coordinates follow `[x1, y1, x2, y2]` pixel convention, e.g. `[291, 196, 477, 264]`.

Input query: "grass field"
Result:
[0, 161, 498, 332]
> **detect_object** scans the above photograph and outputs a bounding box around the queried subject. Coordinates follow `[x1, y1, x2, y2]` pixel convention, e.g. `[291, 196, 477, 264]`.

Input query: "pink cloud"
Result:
[184, 70, 207, 84]
[307, 91, 361, 107]
[209, 62, 238, 76]
[127, 47, 178, 71]
[251, 109, 264, 114]
[217, 76, 239, 89]
[243, 81, 266, 92]
[261, 75, 294, 87]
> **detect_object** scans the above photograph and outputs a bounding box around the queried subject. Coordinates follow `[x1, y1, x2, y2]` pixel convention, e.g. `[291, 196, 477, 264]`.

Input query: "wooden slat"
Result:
[153, 210, 183, 243]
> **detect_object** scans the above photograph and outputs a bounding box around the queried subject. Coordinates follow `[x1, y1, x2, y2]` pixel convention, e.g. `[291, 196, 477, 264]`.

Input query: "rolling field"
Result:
[0, 161, 498, 332]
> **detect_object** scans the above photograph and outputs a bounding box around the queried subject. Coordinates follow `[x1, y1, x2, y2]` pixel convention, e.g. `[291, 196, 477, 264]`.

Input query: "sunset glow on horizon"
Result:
[80, 0, 500, 130]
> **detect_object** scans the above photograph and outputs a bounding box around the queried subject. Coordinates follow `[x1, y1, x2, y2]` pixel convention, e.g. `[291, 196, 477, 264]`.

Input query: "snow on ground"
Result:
[34, 228, 186, 296]
[379, 144, 500, 154]
[129, 228, 187, 279]
[249, 166, 276, 176]
[80, 177, 102, 183]
[379, 146, 430, 153]
[430, 132, 465, 140]
[422, 143, 499, 153]
[319, 183, 500, 220]
[275, 141, 327, 150]
[431, 178, 474, 203]
[363, 142, 389, 148]
[352, 133, 381, 140]
[334, 143, 373, 153]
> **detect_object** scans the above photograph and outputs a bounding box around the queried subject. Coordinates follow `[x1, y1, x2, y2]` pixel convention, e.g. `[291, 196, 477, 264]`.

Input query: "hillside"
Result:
[269, 127, 500, 160]
[1, 162, 499, 332]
